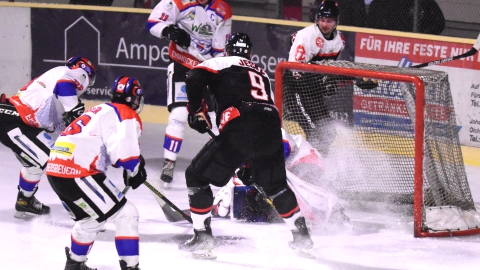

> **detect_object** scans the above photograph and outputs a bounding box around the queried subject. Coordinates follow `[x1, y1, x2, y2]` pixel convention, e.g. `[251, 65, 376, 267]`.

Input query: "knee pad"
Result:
[111, 201, 139, 237]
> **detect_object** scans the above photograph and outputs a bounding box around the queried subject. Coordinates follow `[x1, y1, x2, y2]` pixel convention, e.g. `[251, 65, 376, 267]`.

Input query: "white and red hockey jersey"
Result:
[288, 24, 345, 63]
[46, 103, 143, 178]
[8, 66, 90, 132]
[147, 0, 232, 68]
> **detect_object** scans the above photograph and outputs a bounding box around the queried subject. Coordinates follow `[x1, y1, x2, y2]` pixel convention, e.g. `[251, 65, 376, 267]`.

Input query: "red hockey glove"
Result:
[187, 100, 212, 134]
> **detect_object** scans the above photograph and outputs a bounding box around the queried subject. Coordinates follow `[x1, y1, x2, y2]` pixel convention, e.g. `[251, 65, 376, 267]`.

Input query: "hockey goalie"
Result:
[212, 128, 349, 227]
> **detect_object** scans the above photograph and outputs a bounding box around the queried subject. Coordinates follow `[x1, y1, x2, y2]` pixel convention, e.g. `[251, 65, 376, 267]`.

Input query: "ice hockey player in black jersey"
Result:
[179, 32, 315, 259]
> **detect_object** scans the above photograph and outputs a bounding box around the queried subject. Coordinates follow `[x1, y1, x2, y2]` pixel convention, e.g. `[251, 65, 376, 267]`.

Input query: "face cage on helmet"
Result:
[128, 95, 144, 114]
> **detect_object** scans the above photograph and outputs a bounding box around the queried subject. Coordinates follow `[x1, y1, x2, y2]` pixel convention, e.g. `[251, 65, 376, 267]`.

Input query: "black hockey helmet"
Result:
[315, 0, 340, 22]
[225, 32, 252, 59]
[66, 56, 96, 86]
[111, 76, 144, 114]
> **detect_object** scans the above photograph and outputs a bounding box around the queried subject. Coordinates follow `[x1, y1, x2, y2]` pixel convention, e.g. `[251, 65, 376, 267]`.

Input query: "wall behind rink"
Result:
[0, 7, 31, 96]
[1, 3, 480, 154]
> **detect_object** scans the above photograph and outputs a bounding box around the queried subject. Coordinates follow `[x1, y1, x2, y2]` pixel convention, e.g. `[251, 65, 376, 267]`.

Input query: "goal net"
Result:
[275, 60, 480, 237]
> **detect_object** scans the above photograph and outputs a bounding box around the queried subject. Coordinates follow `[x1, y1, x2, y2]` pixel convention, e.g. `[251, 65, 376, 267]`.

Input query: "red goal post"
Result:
[275, 60, 480, 237]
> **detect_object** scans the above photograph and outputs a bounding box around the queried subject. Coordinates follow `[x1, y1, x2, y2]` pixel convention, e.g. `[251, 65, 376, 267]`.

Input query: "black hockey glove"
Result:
[236, 163, 254, 185]
[187, 100, 212, 134]
[162, 24, 191, 50]
[62, 102, 85, 126]
[319, 75, 339, 96]
[123, 155, 147, 190]
[355, 78, 378, 90]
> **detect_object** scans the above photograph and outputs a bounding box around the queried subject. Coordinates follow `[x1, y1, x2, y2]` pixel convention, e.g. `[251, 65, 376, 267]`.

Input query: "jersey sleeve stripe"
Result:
[53, 80, 77, 97]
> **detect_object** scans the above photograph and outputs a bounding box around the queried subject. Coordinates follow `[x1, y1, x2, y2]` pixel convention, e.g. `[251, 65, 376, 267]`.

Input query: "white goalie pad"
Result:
[424, 206, 480, 232]
[286, 170, 338, 225]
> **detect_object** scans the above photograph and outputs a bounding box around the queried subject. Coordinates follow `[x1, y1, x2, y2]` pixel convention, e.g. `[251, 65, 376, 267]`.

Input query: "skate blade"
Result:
[192, 250, 217, 260]
[297, 248, 316, 259]
[163, 183, 170, 190]
[14, 211, 39, 219]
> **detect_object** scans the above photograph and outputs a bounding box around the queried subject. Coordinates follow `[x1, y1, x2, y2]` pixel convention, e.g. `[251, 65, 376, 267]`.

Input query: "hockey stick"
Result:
[412, 33, 480, 68]
[143, 180, 193, 223]
[190, 45, 207, 62]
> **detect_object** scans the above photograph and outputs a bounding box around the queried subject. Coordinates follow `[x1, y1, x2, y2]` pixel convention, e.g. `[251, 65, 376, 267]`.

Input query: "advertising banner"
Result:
[354, 32, 480, 146]
[31, 9, 353, 107]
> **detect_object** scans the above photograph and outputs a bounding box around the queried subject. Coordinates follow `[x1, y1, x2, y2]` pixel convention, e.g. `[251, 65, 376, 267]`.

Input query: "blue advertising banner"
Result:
[30, 8, 355, 106]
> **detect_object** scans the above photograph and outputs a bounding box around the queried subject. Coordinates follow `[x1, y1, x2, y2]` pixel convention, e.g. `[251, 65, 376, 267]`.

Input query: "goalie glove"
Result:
[162, 24, 191, 50]
[62, 102, 85, 126]
[355, 78, 378, 90]
[236, 163, 254, 185]
[123, 155, 147, 190]
[187, 100, 212, 134]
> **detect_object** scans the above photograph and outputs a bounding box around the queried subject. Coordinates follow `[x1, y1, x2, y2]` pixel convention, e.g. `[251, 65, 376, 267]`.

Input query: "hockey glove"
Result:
[355, 78, 378, 90]
[236, 163, 254, 185]
[187, 100, 212, 134]
[62, 102, 85, 126]
[318, 76, 338, 96]
[162, 24, 191, 50]
[123, 155, 147, 190]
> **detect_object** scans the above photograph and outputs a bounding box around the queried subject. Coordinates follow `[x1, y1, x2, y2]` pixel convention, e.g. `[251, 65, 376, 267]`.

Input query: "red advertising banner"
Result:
[355, 33, 480, 70]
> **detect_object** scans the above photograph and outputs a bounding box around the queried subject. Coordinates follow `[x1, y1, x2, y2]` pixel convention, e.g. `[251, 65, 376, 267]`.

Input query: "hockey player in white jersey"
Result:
[46, 76, 146, 270]
[0, 56, 95, 218]
[147, 0, 232, 188]
[289, 0, 344, 63]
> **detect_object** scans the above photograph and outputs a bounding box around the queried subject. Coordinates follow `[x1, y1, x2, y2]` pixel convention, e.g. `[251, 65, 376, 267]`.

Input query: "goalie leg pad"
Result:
[232, 186, 282, 223]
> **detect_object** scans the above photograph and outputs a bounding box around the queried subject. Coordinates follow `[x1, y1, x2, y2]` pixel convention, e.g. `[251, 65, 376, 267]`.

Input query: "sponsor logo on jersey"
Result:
[36, 81, 46, 88]
[188, 10, 195, 20]
[51, 141, 76, 156]
[72, 79, 84, 91]
[315, 37, 324, 48]
[46, 163, 82, 176]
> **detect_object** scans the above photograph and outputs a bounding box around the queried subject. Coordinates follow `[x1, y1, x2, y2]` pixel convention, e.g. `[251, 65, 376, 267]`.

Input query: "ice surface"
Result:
[2, 123, 480, 269]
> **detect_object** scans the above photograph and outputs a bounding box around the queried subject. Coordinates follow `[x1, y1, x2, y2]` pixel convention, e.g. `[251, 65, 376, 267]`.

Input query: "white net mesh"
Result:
[279, 60, 480, 234]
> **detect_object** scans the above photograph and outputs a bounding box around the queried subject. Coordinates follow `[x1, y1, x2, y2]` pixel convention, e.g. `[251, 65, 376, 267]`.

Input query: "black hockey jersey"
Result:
[186, 56, 275, 118]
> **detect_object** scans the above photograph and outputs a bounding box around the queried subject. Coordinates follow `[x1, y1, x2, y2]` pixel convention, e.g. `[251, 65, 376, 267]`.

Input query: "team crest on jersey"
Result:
[315, 37, 324, 48]
[198, 24, 213, 36]
[294, 45, 306, 61]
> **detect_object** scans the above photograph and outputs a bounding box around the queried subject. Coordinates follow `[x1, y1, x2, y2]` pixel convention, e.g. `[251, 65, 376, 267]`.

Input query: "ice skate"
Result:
[119, 260, 140, 270]
[179, 217, 216, 259]
[160, 158, 176, 188]
[289, 217, 316, 258]
[64, 247, 97, 270]
[14, 186, 50, 218]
